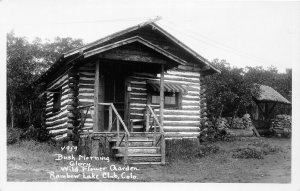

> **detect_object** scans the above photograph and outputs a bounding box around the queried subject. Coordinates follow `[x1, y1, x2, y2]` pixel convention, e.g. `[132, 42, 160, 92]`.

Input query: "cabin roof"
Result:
[253, 84, 291, 105]
[34, 19, 220, 85]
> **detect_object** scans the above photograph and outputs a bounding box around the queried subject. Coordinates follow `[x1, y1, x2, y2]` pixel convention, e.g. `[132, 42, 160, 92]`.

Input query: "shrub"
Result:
[232, 146, 264, 159]
[22, 124, 50, 142]
[248, 142, 281, 155]
[7, 127, 23, 144]
[18, 140, 58, 153]
[165, 138, 221, 162]
[232, 140, 281, 159]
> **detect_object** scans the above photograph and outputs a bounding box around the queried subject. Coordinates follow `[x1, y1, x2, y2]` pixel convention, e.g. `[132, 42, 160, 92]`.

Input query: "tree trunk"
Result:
[28, 101, 32, 124]
[10, 96, 14, 128]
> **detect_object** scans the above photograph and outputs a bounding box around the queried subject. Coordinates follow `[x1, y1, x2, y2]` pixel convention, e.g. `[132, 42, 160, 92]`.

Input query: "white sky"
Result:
[1, 0, 300, 73]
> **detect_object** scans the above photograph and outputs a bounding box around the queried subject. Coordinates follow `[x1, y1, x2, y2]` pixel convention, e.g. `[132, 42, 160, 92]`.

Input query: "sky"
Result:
[1, 0, 300, 73]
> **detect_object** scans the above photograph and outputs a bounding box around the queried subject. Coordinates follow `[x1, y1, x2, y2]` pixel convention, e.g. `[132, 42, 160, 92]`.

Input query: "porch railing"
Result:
[78, 102, 130, 163]
[144, 104, 166, 164]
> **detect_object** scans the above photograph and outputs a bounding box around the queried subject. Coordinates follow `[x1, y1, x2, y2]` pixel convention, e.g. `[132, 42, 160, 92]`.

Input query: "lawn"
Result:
[7, 137, 291, 183]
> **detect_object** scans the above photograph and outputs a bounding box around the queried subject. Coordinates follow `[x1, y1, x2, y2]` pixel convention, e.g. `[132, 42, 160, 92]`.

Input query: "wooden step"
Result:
[116, 154, 162, 163]
[112, 146, 160, 154]
[110, 137, 155, 147]
[115, 153, 162, 157]
[130, 162, 163, 165]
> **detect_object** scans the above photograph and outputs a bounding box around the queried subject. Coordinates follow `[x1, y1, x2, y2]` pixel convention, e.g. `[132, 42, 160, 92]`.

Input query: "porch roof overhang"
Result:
[83, 36, 187, 67]
[147, 80, 189, 94]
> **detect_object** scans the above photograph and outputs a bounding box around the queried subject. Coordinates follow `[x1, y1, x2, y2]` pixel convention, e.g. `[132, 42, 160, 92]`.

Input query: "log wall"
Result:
[128, 67, 202, 138]
[77, 63, 95, 132]
[45, 62, 205, 140]
[45, 73, 70, 142]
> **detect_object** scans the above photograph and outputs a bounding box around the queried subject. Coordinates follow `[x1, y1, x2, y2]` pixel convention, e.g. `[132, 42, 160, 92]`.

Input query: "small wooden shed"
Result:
[35, 20, 219, 164]
[252, 84, 291, 121]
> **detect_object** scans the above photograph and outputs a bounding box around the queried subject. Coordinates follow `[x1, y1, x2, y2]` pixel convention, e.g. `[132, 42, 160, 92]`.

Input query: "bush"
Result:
[248, 141, 281, 155]
[165, 138, 221, 162]
[17, 140, 58, 153]
[232, 147, 264, 159]
[7, 127, 23, 144]
[232, 141, 281, 159]
[22, 124, 50, 142]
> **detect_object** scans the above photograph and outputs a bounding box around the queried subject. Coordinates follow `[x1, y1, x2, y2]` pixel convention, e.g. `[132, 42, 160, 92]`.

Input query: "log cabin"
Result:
[35, 20, 220, 164]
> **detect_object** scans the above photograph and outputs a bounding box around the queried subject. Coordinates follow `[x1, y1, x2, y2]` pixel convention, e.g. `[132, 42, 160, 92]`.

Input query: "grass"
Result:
[7, 137, 291, 183]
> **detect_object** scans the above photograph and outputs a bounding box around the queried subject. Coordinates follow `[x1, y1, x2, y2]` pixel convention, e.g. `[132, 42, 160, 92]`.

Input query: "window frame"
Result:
[149, 91, 182, 109]
[52, 87, 62, 113]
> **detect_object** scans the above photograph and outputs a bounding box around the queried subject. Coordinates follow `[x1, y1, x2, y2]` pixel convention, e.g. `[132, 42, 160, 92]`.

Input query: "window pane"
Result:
[165, 95, 175, 105]
[152, 95, 160, 104]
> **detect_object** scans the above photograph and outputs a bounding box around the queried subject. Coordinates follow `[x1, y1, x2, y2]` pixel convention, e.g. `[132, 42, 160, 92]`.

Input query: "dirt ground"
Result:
[7, 137, 291, 183]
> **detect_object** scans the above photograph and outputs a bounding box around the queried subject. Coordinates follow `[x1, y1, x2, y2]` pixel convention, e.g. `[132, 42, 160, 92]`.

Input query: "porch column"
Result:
[94, 59, 100, 132]
[160, 64, 164, 127]
[160, 64, 166, 165]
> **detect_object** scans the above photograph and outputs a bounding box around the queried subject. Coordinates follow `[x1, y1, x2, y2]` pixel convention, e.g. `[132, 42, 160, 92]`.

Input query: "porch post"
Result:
[160, 64, 164, 127]
[94, 59, 100, 132]
[160, 64, 166, 165]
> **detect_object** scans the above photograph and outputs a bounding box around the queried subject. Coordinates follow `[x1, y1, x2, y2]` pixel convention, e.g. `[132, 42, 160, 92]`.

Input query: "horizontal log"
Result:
[78, 89, 94, 94]
[154, 110, 200, 115]
[187, 86, 200, 92]
[130, 114, 144, 119]
[157, 75, 200, 84]
[163, 126, 200, 132]
[46, 113, 68, 122]
[50, 128, 68, 136]
[48, 74, 68, 89]
[130, 83, 147, 89]
[47, 121, 68, 130]
[130, 99, 147, 104]
[46, 108, 67, 117]
[163, 121, 200, 126]
[162, 116, 200, 121]
[78, 66, 95, 71]
[182, 102, 200, 107]
[78, 84, 94, 89]
[79, 73, 95, 78]
[130, 80, 146, 85]
[130, 109, 146, 114]
[46, 118, 68, 127]
[130, 94, 147, 99]
[182, 98, 200, 102]
[78, 95, 94, 100]
[167, 70, 200, 78]
[53, 133, 68, 142]
[182, 106, 200, 110]
[164, 132, 200, 137]
[79, 79, 94, 84]
[131, 89, 147, 94]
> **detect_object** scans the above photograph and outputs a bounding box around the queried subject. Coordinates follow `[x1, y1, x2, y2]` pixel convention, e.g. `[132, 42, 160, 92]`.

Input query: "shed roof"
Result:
[253, 84, 291, 105]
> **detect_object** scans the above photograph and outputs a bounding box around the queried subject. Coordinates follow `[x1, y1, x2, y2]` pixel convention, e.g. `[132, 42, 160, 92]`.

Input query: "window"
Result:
[150, 92, 181, 108]
[52, 87, 62, 112]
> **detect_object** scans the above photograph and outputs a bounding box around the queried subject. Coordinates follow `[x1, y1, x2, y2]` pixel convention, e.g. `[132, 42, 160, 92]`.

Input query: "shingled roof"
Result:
[253, 84, 291, 105]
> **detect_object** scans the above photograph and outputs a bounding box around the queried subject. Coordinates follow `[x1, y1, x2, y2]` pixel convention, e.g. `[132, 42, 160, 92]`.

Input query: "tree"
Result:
[7, 31, 84, 141]
[203, 59, 259, 119]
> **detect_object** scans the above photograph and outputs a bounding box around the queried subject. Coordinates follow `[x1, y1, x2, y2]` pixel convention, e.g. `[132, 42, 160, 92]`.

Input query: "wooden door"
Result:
[104, 74, 127, 130]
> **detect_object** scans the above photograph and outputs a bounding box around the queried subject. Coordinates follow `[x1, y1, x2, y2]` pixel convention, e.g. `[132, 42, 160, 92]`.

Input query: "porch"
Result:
[78, 102, 166, 165]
